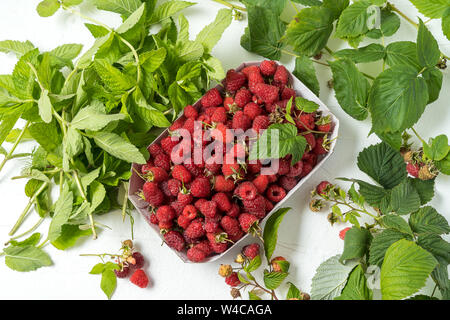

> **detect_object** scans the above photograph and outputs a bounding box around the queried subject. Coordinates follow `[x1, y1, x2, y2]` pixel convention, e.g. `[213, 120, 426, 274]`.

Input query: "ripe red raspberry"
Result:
[236, 181, 258, 201]
[130, 269, 149, 288]
[266, 174, 278, 183]
[339, 227, 351, 240]
[316, 118, 332, 132]
[204, 218, 220, 233]
[184, 105, 198, 119]
[247, 70, 265, 92]
[229, 229, 244, 242]
[182, 204, 198, 220]
[279, 176, 298, 191]
[114, 265, 130, 278]
[141, 163, 152, 175]
[169, 117, 185, 131]
[274, 65, 289, 86]
[147, 166, 169, 183]
[129, 252, 145, 271]
[214, 175, 235, 192]
[143, 181, 164, 207]
[304, 133, 317, 151]
[239, 213, 259, 232]
[225, 272, 241, 287]
[187, 247, 207, 262]
[172, 164, 192, 183]
[406, 163, 420, 178]
[177, 191, 193, 206]
[265, 198, 274, 212]
[204, 107, 217, 117]
[223, 96, 235, 111]
[241, 65, 259, 76]
[167, 179, 182, 196]
[195, 240, 213, 256]
[243, 195, 266, 218]
[212, 192, 232, 211]
[170, 200, 184, 217]
[287, 161, 304, 177]
[243, 102, 262, 120]
[164, 230, 185, 251]
[252, 115, 271, 135]
[313, 136, 329, 155]
[184, 219, 206, 239]
[161, 136, 179, 156]
[243, 243, 260, 260]
[177, 214, 191, 229]
[205, 162, 221, 175]
[184, 163, 203, 177]
[190, 176, 211, 198]
[260, 60, 277, 76]
[225, 69, 247, 92]
[220, 216, 241, 236]
[182, 117, 195, 134]
[148, 143, 164, 157]
[266, 185, 287, 202]
[248, 161, 262, 174]
[253, 83, 279, 105]
[156, 205, 176, 223]
[159, 220, 173, 230]
[211, 107, 228, 123]
[206, 232, 229, 253]
[234, 88, 252, 108]
[253, 175, 269, 194]
[232, 110, 252, 131]
[222, 163, 244, 179]
[201, 88, 223, 108]
[252, 94, 264, 105]
[281, 87, 296, 100]
[153, 153, 171, 172]
[316, 181, 332, 195]
[278, 158, 291, 175]
[199, 200, 218, 219]
[149, 213, 159, 224]
[300, 162, 313, 178]
[296, 113, 315, 132]
[226, 203, 240, 218]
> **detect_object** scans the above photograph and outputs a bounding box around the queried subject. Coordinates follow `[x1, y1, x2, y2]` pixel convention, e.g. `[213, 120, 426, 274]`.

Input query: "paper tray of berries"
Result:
[128, 60, 339, 263]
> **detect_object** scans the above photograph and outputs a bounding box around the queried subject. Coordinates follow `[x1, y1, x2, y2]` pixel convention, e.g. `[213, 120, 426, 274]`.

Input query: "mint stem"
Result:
[0, 120, 31, 173]
[5, 217, 45, 246]
[211, 0, 247, 12]
[73, 171, 98, 240]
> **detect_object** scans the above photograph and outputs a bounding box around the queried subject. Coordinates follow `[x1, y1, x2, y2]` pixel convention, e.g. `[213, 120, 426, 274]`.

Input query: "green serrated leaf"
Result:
[409, 206, 450, 235]
[423, 135, 449, 161]
[336, 0, 372, 38]
[369, 229, 411, 266]
[262, 207, 291, 262]
[263, 271, 289, 290]
[90, 131, 146, 164]
[417, 19, 441, 68]
[335, 264, 372, 300]
[4, 245, 53, 272]
[409, 0, 450, 19]
[340, 227, 372, 263]
[293, 55, 320, 96]
[333, 44, 385, 64]
[48, 183, 73, 241]
[36, 0, 60, 17]
[195, 8, 232, 53]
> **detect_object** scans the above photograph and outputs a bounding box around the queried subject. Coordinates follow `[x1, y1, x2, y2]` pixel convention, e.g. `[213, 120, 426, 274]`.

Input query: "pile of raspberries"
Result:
[138, 60, 332, 262]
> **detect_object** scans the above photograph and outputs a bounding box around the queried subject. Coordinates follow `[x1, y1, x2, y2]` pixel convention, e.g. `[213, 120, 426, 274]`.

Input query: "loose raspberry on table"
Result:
[164, 230, 186, 251]
[130, 269, 149, 288]
[129, 252, 145, 271]
[242, 243, 260, 260]
[114, 265, 130, 278]
[316, 181, 332, 195]
[218, 264, 233, 277]
[201, 88, 223, 108]
[190, 176, 211, 198]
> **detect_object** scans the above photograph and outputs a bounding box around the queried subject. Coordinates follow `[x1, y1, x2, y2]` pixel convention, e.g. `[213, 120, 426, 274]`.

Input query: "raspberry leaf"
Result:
[333, 44, 386, 64]
[417, 20, 441, 68]
[409, 206, 450, 235]
[335, 0, 372, 38]
[263, 270, 289, 290]
[368, 229, 412, 266]
[262, 207, 291, 262]
[422, 134, 450, 161]
[379, 214, 413, 236]
[334, 264, 372, 300]
[195, 8, 233, 53]
[339, 227, 372, 263]
[293, 55, 320, 96]
[443, 7, 450, 40]
[409, 0, 450, 19]
[291, 0, 322, 6]
[286, 282, 301, 299]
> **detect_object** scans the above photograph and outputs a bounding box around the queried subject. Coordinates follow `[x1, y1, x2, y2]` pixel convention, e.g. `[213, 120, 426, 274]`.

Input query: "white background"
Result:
[0, 0, 449, 300]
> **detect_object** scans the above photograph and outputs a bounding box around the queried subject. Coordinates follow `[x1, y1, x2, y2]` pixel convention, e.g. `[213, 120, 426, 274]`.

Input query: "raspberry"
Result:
[184, 163, 203, 177]
[143, 181, 164, 206]
[222, 163, 244, 179]
[129, 252, 145, 271]
[223, 96, 235, 111]
[182, 117, 195, 134]
[252, 115, 271, 134]
[167, 179, 182, 196]
[204, 218, 220, 233]
[149, 213, 159, 224]
[184, 219, 206, 239]
[253, 175, 269, 194]
[274, 65, 289, 86]
[184, 104, 198, 119]
[178, 214, 191, 229]
[201, 88, 223, 108]
[141, 163, 152, 175]
[114, 265, 130, 278]
[177, 191, 193, 206]
[232, 110, 252, 131]
[214, 175, 235, 192]
[339, 227, 351, 240]
[204, 107, 217, 117]
[147, 166, 169, 183]
[205, 162, 221, 175]
[211, 107, 228, 123]
[316, 181, 332, 195]
[225, 69, 247, 92]
[161, 136, 179, 156]
[236, 181, 258, 200]
[243, 195, 266, 218]
[227, 203, 240, 218]
[266, 185, 287, 202]
[148, 143, 164, 157]
[199, 200, 218, 219]
[159, 220, 173, 230]
[279, 176, 298, 191]
[407, 163, 420, 178]
[219, 264, 233, 277]
[296, 113, 315, 131]
[195, 240, 213, 256]
[241, 65, 259, 76]
[182, 204, 198, 220]
[281, 87, 296, 100]
[187, 247, 207, 262]
[239, 213, 259, 233]
[164, 230, 185, 251]
[153, 153, 171, 172]
[278, 158, 291, 175]
[300, 162, 313, 178]
[169, 117, 185, 131]
[243, 102, 262, 120]
[225, 272, 241, 287]
[304, 133, 316, 150]
[253, 83, 279, 105]
[265, 198, 274, 212]
[267, 174, 278, 183]
[247, 70, 265, 92]
[287, 161, 303, 177]
[190, 176, 211, 198]
[260, 60, 277, 76]
[170, 200, 184, 217]
[212, 192, 232, 211]
[130, 269, 149, 288]
[229, 229, 244, 242]
[313, 136, 329, 155]
[271, 256, 286, 272]
[248, 161, 262, 174]
[206, 232, 229, 253]
[172, 164, 192, 183]
[220, 216, 241, 236]
[243, 243, 260, 260]
[156, 205, 176, 223]
[235, 88, 252, 108]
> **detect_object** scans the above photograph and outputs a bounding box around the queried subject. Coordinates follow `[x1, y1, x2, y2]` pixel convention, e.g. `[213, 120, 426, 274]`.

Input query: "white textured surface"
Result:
[0, 0, 449, 300]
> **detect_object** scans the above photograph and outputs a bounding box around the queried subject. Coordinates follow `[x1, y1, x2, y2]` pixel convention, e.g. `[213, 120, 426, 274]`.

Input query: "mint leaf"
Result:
[0, 40, 35, 58]
[292, 0, 322, 5]
[4, 245, 53, 272]
[417, 19, 441, 68]
[357, 142, 406, 189]
[150, 1, 195, 24]
[36, 0, 60, 17]
[409, 206, 450, 235]
[335, 265, 372, 300]
[335, 0, 372, 38]
[9, 233, 41, 247]
[140, 48, 167, 72]
[285, 7, 334, 57]
[368, 229, 411, 266]
[329, 58, 370, 121]
[293, 55, 320, 96]
[91, 0, 142, 19]
[333, 44, 385, 64]
[93, 59, 135, 92]
[48, 182, 73, 241]
[90, 131, 146, 164]
[70, 103, 125, 131]
[262, 207, 290, 262]
[368, 65, 429, 133]
[340, 227, 372, 263]
[380, 239, 437, 300]
[116, 3, 146, 34]
[51, 225, 93, 250]
[195, 9, 232, 53]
